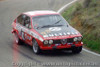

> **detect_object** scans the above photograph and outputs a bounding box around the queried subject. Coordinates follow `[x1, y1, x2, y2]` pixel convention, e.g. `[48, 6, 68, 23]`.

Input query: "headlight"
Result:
[77, 37, 82, 41]
[43, 40, 48, 45]
[74, 37, 78, 42]
[49, 40, 53, 44]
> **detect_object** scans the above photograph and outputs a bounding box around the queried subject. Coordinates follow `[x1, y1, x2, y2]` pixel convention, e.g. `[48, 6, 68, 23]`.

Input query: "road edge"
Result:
[57, 0, 78, 13]
[57, 0, 100, 57]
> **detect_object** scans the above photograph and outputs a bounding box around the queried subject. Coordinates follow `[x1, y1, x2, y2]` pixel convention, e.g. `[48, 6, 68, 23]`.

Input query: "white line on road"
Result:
[57, 0, 78, 13]
[83, 48, 100, 56]
[58, 0, 100, 57]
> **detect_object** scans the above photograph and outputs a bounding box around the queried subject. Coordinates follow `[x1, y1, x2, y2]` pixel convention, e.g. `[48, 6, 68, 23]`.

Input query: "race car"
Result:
[12, 10, 83, 54]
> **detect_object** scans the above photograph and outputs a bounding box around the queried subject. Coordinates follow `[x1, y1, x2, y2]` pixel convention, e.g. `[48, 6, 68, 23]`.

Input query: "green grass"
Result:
[62, 0, 100, 53]
[83, 34, 100, 53]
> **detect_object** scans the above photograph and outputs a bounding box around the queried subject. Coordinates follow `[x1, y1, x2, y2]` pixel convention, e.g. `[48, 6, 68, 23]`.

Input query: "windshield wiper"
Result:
[36, 25, 51, 29]
[36, 20, 63, 29]
[54, 20, 61, 24]
[40, 25, 51, 28]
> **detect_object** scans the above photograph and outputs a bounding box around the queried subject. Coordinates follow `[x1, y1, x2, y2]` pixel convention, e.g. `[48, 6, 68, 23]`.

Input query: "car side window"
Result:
[17, 14, 25, 25]
[17, 15, 22, 24]
[23, 15, 31, 29]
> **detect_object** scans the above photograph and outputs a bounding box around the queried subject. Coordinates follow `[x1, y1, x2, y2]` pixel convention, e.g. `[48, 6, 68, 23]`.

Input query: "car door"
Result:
[23, 15, 32, 45]
[16, 14, 26, 40]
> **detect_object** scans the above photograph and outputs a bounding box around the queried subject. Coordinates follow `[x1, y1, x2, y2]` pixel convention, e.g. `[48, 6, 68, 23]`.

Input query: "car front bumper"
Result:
[40, 42, 83, 50]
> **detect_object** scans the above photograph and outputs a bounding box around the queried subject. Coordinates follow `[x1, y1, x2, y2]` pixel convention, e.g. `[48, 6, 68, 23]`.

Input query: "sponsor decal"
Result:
[67, 43, 73, 45]
[55, 44, 61, 46]
[45, 29, 51, 33]
[41, 32, 47, 35]
[71, 32, 74, 35]
[16, 24, 43, 42]
[43, 35, 48, 38]
[59, 33, 63, 36]
[63, 32, 67, 35]
[21, 31, 25, 40]
[49, 27, 61, 31]
[41, 29, 51, 35]
[48, 34, 54, 37]
[75, 32, 78, 35]
[30, 31, 43, 42]
[16, 24, 22, 31]
[67, 32, 70, 35]
[43, 32, 79, 39]
[54, 33, 58, 36]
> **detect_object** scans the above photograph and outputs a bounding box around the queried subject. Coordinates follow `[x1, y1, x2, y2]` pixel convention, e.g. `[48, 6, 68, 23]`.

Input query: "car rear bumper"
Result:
[40, 42, 83, 50]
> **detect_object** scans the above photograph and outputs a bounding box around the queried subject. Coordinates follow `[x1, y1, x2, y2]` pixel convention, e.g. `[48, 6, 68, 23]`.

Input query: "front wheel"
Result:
[72, 46, 82, 54]
[13, 33, 23, 45]
[32, 39, 41, 54]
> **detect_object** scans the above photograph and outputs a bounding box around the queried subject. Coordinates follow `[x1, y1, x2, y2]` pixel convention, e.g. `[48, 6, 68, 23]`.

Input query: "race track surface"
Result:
[0, 0, 100, 67]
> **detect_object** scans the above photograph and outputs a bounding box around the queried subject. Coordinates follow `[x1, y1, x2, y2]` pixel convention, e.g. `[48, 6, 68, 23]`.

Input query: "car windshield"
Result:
[32, 14, 69, 29]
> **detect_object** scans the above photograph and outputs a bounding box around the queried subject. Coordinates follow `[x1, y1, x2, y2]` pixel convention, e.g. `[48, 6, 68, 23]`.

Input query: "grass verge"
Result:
[62, 0, 100, 54]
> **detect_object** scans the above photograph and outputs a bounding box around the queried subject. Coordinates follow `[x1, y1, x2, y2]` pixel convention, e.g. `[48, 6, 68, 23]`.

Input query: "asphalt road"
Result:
[0, 0, 100, 67]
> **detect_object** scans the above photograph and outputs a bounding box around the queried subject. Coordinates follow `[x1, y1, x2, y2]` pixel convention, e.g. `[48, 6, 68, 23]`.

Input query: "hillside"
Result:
[62, 0, 100, 53]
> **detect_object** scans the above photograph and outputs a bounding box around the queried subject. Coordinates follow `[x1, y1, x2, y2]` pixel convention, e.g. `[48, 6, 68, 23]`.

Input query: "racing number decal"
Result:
[16, 24, 25, 40]
[21, 30, 25, 40]
[24, 30, 32, 44]
[49, 27, 61, 31]
[16, 24, 43, 42]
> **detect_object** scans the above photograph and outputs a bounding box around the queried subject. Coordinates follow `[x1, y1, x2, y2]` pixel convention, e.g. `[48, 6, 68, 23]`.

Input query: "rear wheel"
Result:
[14, 33, 23, 45]
[32, 39, 41, 54]
[72, 46, 82, 54]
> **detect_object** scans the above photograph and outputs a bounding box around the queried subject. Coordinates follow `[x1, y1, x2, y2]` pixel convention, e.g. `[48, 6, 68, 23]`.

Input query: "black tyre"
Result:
[32, 39, 41, 54]
[14, 33, 23, 45]
[72, 46, 82, 54]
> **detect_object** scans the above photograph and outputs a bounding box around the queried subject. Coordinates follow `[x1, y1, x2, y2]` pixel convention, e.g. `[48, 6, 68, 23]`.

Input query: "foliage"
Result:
[62, 0, 100, 53]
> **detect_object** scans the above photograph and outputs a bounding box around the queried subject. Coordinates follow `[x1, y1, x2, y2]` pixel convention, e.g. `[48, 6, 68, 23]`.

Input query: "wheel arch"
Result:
[32, 37, 42, 47]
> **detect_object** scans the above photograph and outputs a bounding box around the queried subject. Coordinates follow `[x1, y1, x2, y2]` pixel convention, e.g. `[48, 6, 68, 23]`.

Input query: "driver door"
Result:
[23, 15, 32, 45]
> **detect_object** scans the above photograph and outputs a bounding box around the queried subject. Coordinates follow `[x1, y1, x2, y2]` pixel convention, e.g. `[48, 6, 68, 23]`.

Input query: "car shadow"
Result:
[20, 43, 79, 57]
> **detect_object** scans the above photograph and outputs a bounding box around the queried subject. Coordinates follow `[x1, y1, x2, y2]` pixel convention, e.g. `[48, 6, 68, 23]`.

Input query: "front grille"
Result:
[67, 38, 73, 43]
[53, 38, 73, 44]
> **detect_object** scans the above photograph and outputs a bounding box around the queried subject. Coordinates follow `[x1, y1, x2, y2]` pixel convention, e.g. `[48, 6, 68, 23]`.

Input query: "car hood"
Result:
[35, 26, 82, 40]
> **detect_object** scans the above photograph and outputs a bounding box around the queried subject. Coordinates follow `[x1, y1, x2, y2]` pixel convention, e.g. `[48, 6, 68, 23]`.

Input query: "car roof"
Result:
[23, 10, 59, 17]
